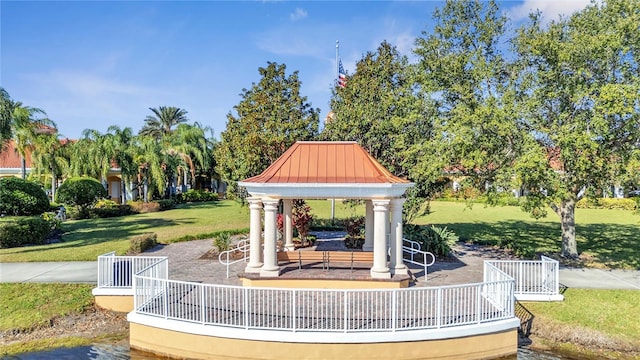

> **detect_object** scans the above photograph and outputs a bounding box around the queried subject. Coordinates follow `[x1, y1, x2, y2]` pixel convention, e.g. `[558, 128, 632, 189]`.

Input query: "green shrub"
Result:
[157, 199, 176, 211]
[576, 198, 637, 211]
[213, 232, 232, 252]
[177, 189, 218, 203]
[0, 217, 51, 248]
[55, 177, 107, 216]
[0, 177, 50, 216]
[128, 233, 157, 254]
[91, 199, 132, 218]
[128, 201, 160, 213]
[404, 224, 459, 257]
[41, 212, 62, 232]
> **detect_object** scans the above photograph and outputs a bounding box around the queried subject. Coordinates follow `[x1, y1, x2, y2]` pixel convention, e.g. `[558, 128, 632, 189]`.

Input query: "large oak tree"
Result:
[513, 0, 640, 257]
[215, 62, 319, 198]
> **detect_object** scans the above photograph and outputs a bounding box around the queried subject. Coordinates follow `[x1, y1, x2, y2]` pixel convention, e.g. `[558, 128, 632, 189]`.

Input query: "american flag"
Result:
[338, 59, 347, 88]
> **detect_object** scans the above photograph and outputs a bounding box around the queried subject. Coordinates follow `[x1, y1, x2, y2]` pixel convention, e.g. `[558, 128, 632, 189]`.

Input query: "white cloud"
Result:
[290, 7, 308, 21]
[508, 0, 595, 24]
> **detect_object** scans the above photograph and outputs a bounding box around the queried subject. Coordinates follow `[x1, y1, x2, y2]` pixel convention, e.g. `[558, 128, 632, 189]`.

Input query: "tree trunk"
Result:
[143, 179, 148, 203]
[21, 157, 26, 179]
[559, 198, 578, 258]
[51, 170, 56, 201]
[121, 176, 127, 204]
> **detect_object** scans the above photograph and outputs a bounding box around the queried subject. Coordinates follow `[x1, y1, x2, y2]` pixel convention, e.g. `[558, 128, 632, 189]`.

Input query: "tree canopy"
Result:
[215, 62, 319, 197]
[323, 41, 433, 180]
[511, 0, 640, 257]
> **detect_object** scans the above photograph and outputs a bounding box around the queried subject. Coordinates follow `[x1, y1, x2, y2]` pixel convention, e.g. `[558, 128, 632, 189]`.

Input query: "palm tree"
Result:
[0, 88, 13, 152]
[104, 126, 136, 203]
[10, 99, 56, 179]
[31, 130, 70, 200]
[139, 106, 188, 139]
[134, 135, 164, 202]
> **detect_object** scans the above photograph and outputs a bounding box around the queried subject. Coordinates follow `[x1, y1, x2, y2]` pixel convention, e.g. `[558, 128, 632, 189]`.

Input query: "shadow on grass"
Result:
[439, 220, 639, 270]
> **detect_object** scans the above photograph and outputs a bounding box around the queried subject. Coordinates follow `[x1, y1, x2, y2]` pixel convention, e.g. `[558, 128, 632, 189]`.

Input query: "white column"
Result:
[363, 200, 374, 251]
[244, 198, 263, 273]
[370, 199, 391, 279]
[283, 199, 295, 251]
[390, 198, 408, 275]
[260, 199, 281, 277]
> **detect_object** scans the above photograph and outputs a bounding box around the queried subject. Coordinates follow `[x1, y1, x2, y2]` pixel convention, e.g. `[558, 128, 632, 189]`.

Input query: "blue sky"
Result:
[1, 0, 591, 140]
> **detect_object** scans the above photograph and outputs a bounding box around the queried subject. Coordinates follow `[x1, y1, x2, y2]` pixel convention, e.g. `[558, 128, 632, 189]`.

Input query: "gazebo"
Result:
[238, 141, 414, 279]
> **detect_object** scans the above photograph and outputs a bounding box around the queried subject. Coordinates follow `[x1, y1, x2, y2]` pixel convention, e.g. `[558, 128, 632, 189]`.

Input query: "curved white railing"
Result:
[218, 239, 250, 278]
[132, 273, 515, 336]
[402, 238, 436, 279]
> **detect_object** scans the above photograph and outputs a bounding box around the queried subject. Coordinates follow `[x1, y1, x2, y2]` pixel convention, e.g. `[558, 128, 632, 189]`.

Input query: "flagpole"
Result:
[332, 40, 339, 223]
[335, 40, 339, 80]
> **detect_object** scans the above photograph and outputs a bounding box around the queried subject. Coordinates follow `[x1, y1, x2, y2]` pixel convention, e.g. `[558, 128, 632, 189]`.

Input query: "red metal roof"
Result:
[243, 141, 409, 184]
[0, 141, 32, 168]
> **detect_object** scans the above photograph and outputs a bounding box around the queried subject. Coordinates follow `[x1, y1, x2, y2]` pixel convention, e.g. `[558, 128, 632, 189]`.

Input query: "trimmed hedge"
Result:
[0, 217, 51, 248]
[576, 198, 637, 211]
[92, 199, 133, 218]
[129, 233, 158, 254]
[177, 189, 218, 203]
[0, 177, 50, 216]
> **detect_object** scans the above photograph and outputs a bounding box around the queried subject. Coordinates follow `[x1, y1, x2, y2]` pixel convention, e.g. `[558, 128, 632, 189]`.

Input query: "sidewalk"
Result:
[0, 261, 97, 283]
[1, 260, 638, 290]
[1, 237, 639, 290]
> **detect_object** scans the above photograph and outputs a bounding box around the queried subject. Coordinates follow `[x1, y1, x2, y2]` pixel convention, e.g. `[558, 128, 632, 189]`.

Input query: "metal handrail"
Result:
[218, 238, 250, 278]
[402, 238, 436, 280]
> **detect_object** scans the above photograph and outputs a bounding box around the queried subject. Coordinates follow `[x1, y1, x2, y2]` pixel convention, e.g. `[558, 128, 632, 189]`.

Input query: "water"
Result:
[4, 344, 579, 360]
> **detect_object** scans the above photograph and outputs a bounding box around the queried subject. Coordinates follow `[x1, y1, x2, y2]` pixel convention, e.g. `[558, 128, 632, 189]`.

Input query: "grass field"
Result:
[0, 201, 249, 262]
[524, 289, 640, 355]
[416, 201, 639, 269]
[0, 283, 94, 331]
[1, 199, 637, 268]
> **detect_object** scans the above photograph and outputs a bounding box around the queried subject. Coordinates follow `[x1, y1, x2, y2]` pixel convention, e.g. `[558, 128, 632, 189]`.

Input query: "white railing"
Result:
[483, 261, 516, 311]
[402, 238, 436, 279]
[218, 239, 250, 278]
[132, 276, 515, 333]
[96, 252, 168, 288]
[484, 256, 563, 301]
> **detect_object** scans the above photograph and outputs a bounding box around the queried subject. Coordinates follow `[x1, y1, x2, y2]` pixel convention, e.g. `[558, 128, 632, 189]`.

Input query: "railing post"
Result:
[291, 290, 296, 332]
[243, 287, 249, 329]
[201, 286, 206, 324]
[343, 290, 349, 333]
[436, 287, 442, 328]
[392, 290, 397, 332]
[476, 284, 481, 324]
[163, 279, 168, 319]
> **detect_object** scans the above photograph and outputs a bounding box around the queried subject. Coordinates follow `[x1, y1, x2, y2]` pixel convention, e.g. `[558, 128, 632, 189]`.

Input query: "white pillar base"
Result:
[260, 267, 281, 277]
[391, 265, 408, 276]
[244, 264, 262, 273]
[370, 268, 392, 279]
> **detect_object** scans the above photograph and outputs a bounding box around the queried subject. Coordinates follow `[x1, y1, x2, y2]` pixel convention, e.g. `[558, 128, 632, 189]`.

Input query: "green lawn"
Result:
[0, 283, 94, 331]
[524, 289, 640, 353]
[0, 201, 250, 262]
[0, 283, 124, 356]
[1, 199, 637, 268]
[416, 201, 639, 269]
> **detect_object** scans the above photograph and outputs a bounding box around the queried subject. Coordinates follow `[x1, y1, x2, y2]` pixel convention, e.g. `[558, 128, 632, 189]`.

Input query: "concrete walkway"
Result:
[1, 236, 639, 290]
